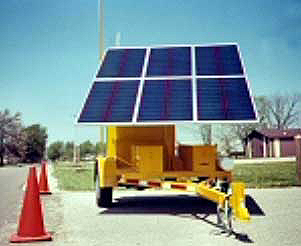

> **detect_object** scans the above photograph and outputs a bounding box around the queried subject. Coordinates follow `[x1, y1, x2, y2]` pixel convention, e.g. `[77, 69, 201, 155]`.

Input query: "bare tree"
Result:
[216, 126, 240, 156]
[0, 109, 25, 166]
[255, 96, 272, 127]
[196, 124, 212, 145]
[268, 93, 301, 129]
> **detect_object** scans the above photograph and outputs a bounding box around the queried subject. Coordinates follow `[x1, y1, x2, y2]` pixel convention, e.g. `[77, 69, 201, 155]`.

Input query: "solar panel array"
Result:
[77, 44, 257, 124]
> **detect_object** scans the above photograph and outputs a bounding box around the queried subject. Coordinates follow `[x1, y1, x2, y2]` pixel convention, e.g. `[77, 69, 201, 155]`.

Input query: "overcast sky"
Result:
[0, 0, 300, 144]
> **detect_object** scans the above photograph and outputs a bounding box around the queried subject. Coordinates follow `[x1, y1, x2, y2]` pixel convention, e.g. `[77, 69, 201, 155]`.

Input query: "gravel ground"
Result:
[239, 188, 301, 245]
[2, 164, 301, 245]
[54, 187, 301, 246]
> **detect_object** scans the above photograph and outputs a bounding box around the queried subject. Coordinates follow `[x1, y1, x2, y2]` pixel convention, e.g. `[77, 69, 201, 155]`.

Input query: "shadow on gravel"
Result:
[100, 195, 217, 215]
[99, 194, 265, 216]
[246, 195, 265, 216]
[99, 194, 256, 243]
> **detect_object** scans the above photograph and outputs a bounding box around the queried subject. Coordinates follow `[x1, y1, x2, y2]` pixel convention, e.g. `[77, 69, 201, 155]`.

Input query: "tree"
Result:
[216, 126, 239, 156]
[79, 140, 95, 159]
[267, 93, 301, 129]
[255, 96, 271, 127]
[64, 141, 74, 161]
[196, 124, 212, 145]
[48, 141, 64, 161]
[95, 142, 106, 156]
[23, 124, 47, 163]
[0, 109, 25, 166]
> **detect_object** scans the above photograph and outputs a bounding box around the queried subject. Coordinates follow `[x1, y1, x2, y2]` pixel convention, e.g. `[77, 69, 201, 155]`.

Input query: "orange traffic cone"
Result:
[10, 166, 52, 243]
[39, 162, 52, 195]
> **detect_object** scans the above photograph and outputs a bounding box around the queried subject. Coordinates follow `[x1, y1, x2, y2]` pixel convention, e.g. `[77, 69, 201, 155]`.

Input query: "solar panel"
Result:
[138, 80, 193, 121]
[197, 78, 256, 120]
[78, 80, 140, 122]
[195, 45, 243, 75]
[146, 47, 191, 76]
[96, 48, 146, 78]
[77, 44, 257, 125]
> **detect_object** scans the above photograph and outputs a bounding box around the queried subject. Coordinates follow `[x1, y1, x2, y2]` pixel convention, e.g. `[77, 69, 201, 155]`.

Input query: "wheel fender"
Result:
[96, 156, 117, 188]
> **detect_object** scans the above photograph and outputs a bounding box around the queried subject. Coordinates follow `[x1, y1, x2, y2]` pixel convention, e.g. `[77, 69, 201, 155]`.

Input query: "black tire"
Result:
[96, 176, 113, 208]
[94, 160, 98, 183]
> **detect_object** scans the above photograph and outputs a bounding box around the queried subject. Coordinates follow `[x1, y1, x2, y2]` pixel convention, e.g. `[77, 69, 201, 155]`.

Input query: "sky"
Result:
[0, 0, 301, 145]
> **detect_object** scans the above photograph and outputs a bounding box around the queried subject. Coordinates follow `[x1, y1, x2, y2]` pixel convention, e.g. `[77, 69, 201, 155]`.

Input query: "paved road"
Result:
[2, 165, 301, 246]
[0, 165, 30, 245]
[0, 165, 29, 229]
[56, 188, 301, 246]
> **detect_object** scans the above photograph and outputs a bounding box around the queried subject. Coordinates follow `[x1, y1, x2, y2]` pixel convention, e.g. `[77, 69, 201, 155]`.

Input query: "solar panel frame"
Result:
[132, 47, 151, 123]
[76, 43, 258, 125]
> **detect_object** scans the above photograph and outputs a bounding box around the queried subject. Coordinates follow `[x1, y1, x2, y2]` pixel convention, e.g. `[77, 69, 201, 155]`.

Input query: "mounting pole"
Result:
[99, 0, 105, 61]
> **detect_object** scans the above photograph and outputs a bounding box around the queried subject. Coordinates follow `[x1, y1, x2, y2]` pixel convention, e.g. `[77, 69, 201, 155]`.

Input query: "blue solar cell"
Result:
[138, 80, 193, 121]
[78, 80, 140, 122]
[146, 47, 191, 76]
[197, 78, 256, 120]
[195, 45, 243, 75]
[97, 49, 146, 78]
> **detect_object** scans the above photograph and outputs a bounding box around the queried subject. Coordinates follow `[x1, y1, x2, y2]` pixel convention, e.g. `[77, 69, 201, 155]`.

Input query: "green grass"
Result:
[53, 160, 298, 191]
[53, 161, 95, 191]
[234, 162, 298, 188]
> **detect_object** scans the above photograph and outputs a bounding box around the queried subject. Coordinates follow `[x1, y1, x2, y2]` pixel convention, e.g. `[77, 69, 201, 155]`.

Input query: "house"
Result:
[245, 128, 301, 158]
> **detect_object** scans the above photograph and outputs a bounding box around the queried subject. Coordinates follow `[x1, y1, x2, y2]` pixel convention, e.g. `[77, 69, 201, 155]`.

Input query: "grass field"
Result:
[53, 161, 95, 191]
[53, 160, 298, 191]
[234, 162, 297, 188]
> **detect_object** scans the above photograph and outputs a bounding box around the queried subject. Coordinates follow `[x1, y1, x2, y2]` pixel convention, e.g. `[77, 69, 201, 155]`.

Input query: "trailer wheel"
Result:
[96, 175, 113, 208]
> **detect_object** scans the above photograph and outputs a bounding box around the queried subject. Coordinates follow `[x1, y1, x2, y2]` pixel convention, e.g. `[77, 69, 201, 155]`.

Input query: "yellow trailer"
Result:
[94, 125, 250, 233]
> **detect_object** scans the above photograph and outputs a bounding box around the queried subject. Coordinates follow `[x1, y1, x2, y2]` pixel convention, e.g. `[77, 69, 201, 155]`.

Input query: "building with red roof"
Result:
[245, 128, 301, 158]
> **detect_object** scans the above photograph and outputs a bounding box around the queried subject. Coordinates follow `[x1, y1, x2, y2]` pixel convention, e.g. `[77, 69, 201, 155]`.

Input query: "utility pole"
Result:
[73, 114, 77, 164]
[295, 135, 301, 185]
[44, 136, 48, 161]
[115, 32, 121, 46]
[0, 130, 4, 166]
[99, 0, 106, 151]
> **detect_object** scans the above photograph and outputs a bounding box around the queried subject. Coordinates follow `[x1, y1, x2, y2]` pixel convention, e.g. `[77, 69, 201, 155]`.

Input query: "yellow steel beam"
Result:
[197, 182, 227, 206]
[231, 182, 251, 222]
